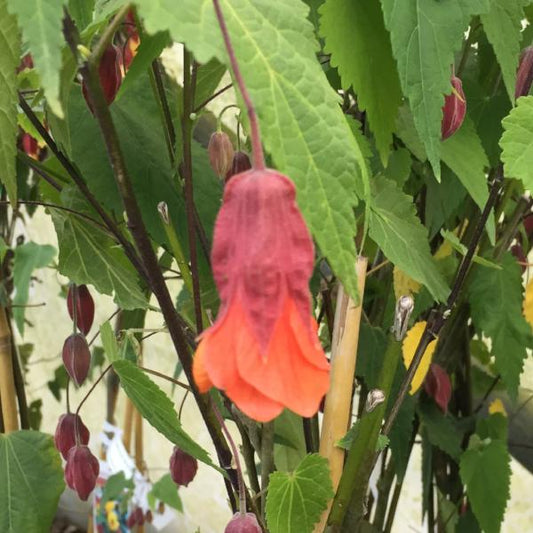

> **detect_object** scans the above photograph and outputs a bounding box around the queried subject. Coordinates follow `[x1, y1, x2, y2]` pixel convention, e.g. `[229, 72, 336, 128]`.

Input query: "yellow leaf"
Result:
[488, 398, 507, 416]
[393, 266, 421, 299]
[434, 239, 453, 260]
[524, 280, 533, 329]
[402, 321, 436, 394]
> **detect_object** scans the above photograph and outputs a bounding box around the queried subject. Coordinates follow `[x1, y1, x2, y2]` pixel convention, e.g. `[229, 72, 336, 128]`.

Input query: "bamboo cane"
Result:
[123, 398, 134, 453]
[314, 257, 367, 532]
[0, 306, 18, 433]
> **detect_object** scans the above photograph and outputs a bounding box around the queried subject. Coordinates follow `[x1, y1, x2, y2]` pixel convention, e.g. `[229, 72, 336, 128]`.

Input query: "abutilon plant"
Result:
[54, 413, 90, 459]
[193, 0, 329, 422]
[67, 283, 95, 335]
[441, 75, 466, 140]
[64, 445, 100, 501]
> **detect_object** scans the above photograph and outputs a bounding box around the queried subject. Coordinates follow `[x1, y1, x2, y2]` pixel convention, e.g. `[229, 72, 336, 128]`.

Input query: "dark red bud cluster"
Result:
[226, 151, 252, 183]
[423, 363, 452, 413]
[225, 513, 262, 533]
[65, 445, 100, 501]
[82, 45, 123, 113]
[54, 413, 90, 459]
[67, 284, 95, 335]
[208, 131, 235, 179]
[62, 333, 91, 386]
[441, 75, 466, 140]
[515, 46, 533, 99]
[169, 446, 198, 487]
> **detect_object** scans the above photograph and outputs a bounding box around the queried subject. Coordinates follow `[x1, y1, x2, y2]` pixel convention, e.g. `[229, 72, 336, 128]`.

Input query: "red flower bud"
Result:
[17, 53, 33, 73]
[511, 244, 527, 273]
[82, 45, 122, 113]
[423, 363, 452, 413]
[126, 512, 138, 528]
[67, 284, 95, 335]
[145, 509, 153, 523]
[441, 75, 466, 140]
[523, 214, 533, 238]
[134, 507, 145, 525]
[515, 46, 533, 99]
[225, 151, 252, 183]
[62, 333, 91, 386]
[21, 132, 39, 160]
[54, 413, 90, 460]
[65, 445, 100, 501]
[208, 131, 235, 178]
[169, 446, 198, 487]
[225, 513, 262, 533]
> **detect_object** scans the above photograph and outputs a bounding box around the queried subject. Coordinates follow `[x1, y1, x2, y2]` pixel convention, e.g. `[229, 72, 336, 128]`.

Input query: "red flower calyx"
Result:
[67, 284, 95, 335]
[225, 512, 262, 533]
[441, 75, 466, 140]
[65, 445, 100, 501]
[62, 333, 91, 386]
[193, 169, 330, 422]
[226, 151, 252, 183]
[424, 363, 452, 413]
[169, 446, 198, 487]
[208, 131, 235, 179]
[54, 413, 90, 460]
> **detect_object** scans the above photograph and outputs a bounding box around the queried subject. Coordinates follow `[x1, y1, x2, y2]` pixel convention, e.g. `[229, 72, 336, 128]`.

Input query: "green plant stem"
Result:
[17, 151, 63, 191]
[372, 458, 396, 531]
[328, 335, 401, 529]
[182, 48, 204, 333]
[63, 11, 238, 511]
[231, 410, 261, 496]
[260, 421, 275, 516]
[493, 195, 532, 259]
[381, 166, 504, 440]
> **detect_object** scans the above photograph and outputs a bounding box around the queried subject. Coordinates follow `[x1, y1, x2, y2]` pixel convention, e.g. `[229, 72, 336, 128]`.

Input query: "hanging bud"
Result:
[208, 131, 235, 179]
[225, 151, 252, 183]
[441, 75, 466, 140]
[424, 363, 452, 413]
[82, 44, 122, 113]
[225, 513, 262, 533]
[65, 445, 100, 501]
[515, 46, 533, 99]
[169, 446, 198, 487]
[20, 132, 40, 159]
[67, 284, 95, 335]
[54, 413, 90, 460]
[16, 53, 33, 73]
[62, 333, 91, 386]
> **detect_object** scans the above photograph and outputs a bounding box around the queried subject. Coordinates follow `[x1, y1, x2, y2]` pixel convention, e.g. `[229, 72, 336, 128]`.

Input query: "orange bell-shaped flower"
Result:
[193, 169, 329, 422]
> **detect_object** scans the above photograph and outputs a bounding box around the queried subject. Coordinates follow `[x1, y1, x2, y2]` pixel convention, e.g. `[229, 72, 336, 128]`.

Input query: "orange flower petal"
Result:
[237, 298, 329, 417]
[192, 341, 213, 393]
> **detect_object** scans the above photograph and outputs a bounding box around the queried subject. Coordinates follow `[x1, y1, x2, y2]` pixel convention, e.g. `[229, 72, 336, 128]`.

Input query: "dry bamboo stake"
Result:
[134, 407, 143, 471]
[123, 397, 134, 453]
[0, 306, 18, 433]
[315, 257, 367, 532]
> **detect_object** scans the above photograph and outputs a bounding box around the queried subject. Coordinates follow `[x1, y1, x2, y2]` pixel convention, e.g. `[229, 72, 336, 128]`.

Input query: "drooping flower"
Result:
[441, 75, 466, 140]
[67, 283, 95, 335]
[193, 169, 330, 422]
[65, 445, 100, 501]
[225, 512, 262, 533]
[54, 413, 90, 460]
[169, 446, 198, 487]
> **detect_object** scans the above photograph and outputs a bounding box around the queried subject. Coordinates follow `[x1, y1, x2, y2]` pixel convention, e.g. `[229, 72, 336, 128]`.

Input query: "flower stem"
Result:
[212, 0, 265, 170]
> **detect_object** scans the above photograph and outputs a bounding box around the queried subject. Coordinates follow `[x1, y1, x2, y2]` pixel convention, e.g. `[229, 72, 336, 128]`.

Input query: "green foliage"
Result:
[0, 431, 64, 533]
[0, 0, 20, 205]
[460, 415, 511, 533]
[500, 95, 533, 192]
[100, 471, 134, 509]
[368, 177, 449, 301]
[149, 473, 183, 512]
[135, 0, 369, 301]
[112, 359, 216, 469]
[12, 242, 56, 334]
[468, 253, 533, 399]
[266, 454, 334, 533]
[381, 0, 488, 179]
[6, 0, 65, 118]
[274, 410, 307, 472]
[50, 187, 148, 310]
[319, 0, 402, 163]
[336, 421, 390, 452]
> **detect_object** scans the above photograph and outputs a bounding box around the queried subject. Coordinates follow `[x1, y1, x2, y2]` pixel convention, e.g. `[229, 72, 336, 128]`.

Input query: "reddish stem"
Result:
[212, 0, 265, 170]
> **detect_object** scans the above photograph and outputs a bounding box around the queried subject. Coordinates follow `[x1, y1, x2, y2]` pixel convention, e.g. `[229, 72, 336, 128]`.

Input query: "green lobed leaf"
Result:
[266, 454, 334, 533]
[49, 186, 148, 310]
[100, 321, 120, 362]
[274, 410, 307, 472]
[480, 0, 525, 102]
[134, 0, 368, 301]
[460, 437, 510, 533]
[319, 0, 402, 164]
[500, 95, 533, 193]
[380, 0, 489, 179]
[0, 0, 20, 205]
[194, 58, 227, 110]
[368, 177, 449, 302]
[149, 473, 183, 512]
[12, 242, 56, 335]
[112, 359, 217, 469]
[0, 431, 65, 533]
[6, 0, 65, 118]
[467, 253, 533, 399]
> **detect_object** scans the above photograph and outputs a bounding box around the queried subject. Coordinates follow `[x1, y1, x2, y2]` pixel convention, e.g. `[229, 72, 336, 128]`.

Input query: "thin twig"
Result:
[138, 365, 190, 391]
[193, 82, 233, 113]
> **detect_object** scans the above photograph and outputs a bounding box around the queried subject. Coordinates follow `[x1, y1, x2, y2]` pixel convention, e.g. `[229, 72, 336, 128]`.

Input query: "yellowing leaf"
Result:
[402, 321, 436, 394]
[524, 280, 533, 329]
[488, 399, 507, 417]
[393, 266, 421, 299]
[434, 239, 453, 260]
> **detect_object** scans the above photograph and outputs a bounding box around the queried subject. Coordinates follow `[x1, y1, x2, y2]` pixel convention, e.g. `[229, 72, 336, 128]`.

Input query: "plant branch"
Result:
[63, 11, 237, 509]
[17, 151, 63, 191]
[212, 0, 265, 169]
[138, 366, 190, 391]
[193, 82, 233, 113]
